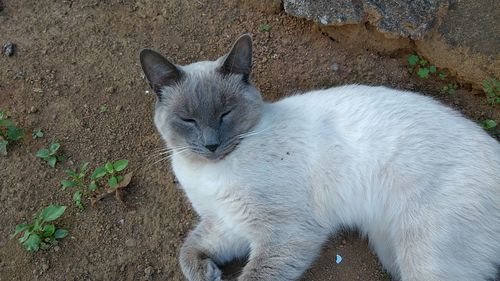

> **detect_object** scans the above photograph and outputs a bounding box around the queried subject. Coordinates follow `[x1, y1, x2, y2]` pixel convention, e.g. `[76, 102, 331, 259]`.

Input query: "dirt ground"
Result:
[1, 1, 498, 281]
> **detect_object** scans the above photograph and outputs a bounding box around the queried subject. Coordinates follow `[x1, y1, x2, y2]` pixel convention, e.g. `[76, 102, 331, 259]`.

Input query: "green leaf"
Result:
[105, 162, 114, 173]
[18, 230, 31, 243]
[48, 156, 57, 168]
[65, 169, 78, 178]
[407, 54, 419, 66]
[0, 119, 14, 127]
[108, 176, 118, 188]
[429, 65, 437, 74]
[91, 167, 107, 180]
[417, 68, 430, 79]
[258, 23, 271, 32]
[23, 233, 41, 251]
[483, 80, 493, 93]
[54, 229, 68, 239]
[73, 190, 83, 209]
[61, 180, 77, 190]
[40, 205, 66, 222]
[80, 162, 89, 176]
[116, 175, 124, 183]
[32, 129, 44, 139]
[482, 120, 497, 129]
[0, 140, 7, 156]
[7, 126, 23, 141]
[42, 224, 56, 237]
[438, 72, 446, 80]
[113, 159, 129, 172]
[36, 148, 50, 158]
[12, 223, 30, 238]
[49, 142, 60, 154]
[88, 181, 98, 191]
[419, 58, 428, 66]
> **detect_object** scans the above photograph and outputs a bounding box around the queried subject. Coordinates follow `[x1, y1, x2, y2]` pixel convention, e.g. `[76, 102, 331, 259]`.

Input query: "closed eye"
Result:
[180, 117, 197, 125]
[220, 110, 232, 125]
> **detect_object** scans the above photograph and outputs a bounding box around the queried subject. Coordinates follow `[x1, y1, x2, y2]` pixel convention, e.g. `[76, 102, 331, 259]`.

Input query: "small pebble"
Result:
[115, 105, 123, 111]
[331, 63, 340, 72]
[53, 246, 60, 252]
[41, 263, 49, 271]
[29, 106, 38, 113]
[144, 266, 153, 276]
[105, 86, 116, 94]
[3, 41, 15, 56]
[117, 218, 125, 225]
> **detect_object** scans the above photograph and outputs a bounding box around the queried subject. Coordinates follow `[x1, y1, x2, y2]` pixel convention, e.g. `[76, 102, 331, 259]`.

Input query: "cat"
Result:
[139, 34, 500, 281]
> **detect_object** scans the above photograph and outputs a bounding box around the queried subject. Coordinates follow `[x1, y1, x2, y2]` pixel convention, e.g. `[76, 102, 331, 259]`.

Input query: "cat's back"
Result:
[274, 84, 500, 195]
[279, 84, 499, 154]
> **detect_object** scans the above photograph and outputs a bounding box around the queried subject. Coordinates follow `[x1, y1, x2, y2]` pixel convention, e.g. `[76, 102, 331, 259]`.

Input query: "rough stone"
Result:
[415, 0, 500, 87]
[281, 0, 500, 88]
[3, 41, 15, 56]
[284, 0, 449, 39]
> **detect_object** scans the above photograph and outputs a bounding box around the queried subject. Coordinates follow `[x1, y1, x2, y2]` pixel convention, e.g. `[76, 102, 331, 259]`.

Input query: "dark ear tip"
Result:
[238, 33, 252, 43]
[139, 48, 157, 63]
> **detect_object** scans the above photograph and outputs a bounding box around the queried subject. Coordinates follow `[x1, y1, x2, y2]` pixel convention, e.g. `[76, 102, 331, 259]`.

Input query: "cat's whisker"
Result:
[238, 126, 271, 139]
[141, 147, 193, 171]
[149, 148, 190, 167]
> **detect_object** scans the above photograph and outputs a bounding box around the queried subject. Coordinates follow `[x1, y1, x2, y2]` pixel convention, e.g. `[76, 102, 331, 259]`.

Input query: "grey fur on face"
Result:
[140, 34, 263, 160]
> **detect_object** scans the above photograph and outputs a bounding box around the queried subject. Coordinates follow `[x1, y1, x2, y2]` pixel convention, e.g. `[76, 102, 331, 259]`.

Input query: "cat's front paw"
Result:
[181, 257, 223, 281]
[204, 259, 223, 281]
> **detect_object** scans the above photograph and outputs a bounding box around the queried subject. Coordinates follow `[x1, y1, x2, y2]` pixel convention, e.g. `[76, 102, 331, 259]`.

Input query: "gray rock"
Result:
[3, 41, 15, 56]
[284, 0, 449, 39]
[281, 0, 499, 88]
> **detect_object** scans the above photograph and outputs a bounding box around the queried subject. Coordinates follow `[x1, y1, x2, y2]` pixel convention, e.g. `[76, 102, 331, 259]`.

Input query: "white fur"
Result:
[170, 85, 500, 280]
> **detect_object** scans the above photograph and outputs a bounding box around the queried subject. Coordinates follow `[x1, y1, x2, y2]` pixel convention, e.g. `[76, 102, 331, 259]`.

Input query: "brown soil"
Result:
[0, 1, 498, 281]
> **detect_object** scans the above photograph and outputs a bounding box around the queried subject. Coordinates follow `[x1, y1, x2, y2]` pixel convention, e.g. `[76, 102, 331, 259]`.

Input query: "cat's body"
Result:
[140, 35, 500, 281]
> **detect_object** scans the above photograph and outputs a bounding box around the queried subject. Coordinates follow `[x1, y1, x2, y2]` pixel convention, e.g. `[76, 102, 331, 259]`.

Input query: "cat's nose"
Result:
[205, 144, 219, 152]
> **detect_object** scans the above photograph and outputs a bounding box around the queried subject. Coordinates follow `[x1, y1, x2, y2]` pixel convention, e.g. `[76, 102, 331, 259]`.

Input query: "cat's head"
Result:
[140, 34, 263, 161]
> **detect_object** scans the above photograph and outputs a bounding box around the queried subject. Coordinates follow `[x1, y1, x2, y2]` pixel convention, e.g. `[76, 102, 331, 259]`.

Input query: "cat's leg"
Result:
[180, 218, 249, 281]
[237, 234, 328, 281]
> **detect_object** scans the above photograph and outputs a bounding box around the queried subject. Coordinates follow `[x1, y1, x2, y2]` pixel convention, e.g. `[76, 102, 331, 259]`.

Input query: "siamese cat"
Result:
[140, 34, 500, 281]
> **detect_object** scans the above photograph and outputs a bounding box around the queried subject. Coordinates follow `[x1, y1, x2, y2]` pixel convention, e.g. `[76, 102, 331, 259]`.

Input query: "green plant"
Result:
[482, 119, 497, 130]
[61, 162, 90, 209]
[99, 105, 109, 113]
[438, 72, 447, 80]
[90, 159, 133, 207]
[258, 23, 271, 32]
[407, 54, 437, 79]
[0, 109, 24, 155]
[36, 142, 61, 168]
[91, 159, 129, 189]
[442, 83, 458, 95]
[11, 205, 68, 252]
[32, 129, 44, 139]
[483, 78, 500, 105]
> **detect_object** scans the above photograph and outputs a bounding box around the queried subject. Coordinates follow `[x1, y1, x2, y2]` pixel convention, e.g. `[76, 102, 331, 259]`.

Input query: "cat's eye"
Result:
[220, 110, 232, 123]
[180, 117, 196, 125]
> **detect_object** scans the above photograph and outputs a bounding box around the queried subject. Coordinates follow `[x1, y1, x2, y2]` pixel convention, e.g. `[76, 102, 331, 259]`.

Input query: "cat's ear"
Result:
[140, 49, 183, 94]
[220, 34, 253, 83]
